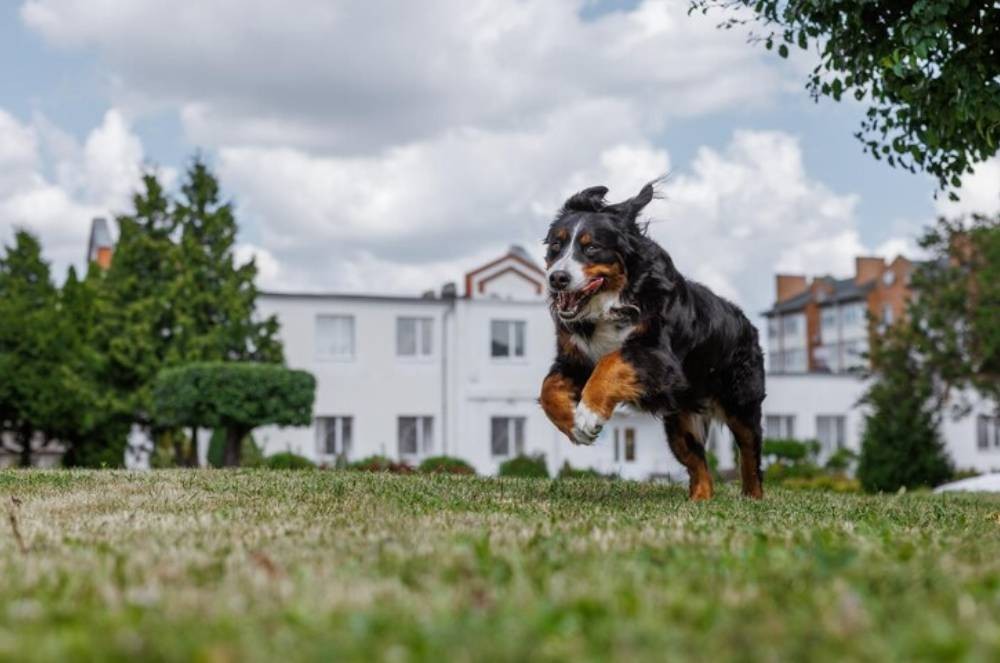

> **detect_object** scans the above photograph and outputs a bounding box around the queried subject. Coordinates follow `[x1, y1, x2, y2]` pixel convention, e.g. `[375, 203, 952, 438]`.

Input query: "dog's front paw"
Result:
[571, 403, 605, 445]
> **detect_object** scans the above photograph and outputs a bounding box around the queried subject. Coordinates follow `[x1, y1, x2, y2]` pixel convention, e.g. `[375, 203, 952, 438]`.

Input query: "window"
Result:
[783, 315, 800, 336]
[491, 417, 525, 458]
[765, 415, 795, 439]
[841, 302, 867, 330]
[316, 315, 355, 359]
[820, 307, 839, 343]
[816, 415, 845, 454]
[882, 270, 895, 286]
[784, 348, 807, 373]
[614, 427, 637, 462]
[397, 317, 433, 357]
[398, 416, 433, 459]
[978, 415, 1000, 451]
[882, 303, 894, 326]
[490, 320, 526, 358]
[316, 416, 352, 457]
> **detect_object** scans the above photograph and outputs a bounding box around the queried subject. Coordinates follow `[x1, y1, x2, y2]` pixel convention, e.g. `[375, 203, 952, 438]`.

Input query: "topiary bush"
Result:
[264, 451, 315, 469]
[152, 362, 315, 467]
[348, 455, 414, 474]
[498, 454, 548, 478]
[207, 429, 264, 468]
[418, 456, 476, 475]
[763, 438, 811, 462]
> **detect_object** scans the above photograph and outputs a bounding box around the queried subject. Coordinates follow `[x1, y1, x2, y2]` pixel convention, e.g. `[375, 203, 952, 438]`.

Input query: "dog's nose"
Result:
[549, 270, 571, 291]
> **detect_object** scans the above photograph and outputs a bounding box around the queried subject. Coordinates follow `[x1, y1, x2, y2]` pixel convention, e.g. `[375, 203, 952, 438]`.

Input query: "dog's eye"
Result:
[583, 245, 600, 257]
[548, 242, 562, 254]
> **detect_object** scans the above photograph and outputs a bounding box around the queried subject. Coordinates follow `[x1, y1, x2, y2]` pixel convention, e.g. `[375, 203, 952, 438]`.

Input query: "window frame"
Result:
[978, 415, 1000, 452]
[490, 416, 526, 458]
[815, 414, 846, 454]
[765, 414, 796, 439]
[316, 415, 353, 458]
[315, 314, 356, 361]
[396, 316, 435, 360]
[398, 415, 434, 460]
[490, 319, 527, 360]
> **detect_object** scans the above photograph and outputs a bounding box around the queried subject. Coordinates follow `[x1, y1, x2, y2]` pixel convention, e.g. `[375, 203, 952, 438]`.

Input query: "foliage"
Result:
[908, 214, 1000, 411]
[764, 460, 822, 482]
[824, 447, 858, 474]
[264, 452, 316, 470]
[691, 0, 1000, 192]
[762, 438, 811, 462]
[152, 362, 315, 466]
[557, 461, 616, 480]
[205, 429, 264, 468]
[857, 325, 954, 493]
[418, 455, 476, 475]
[0, 232, 92, 466]
[498, 454, 549, 478]
[3, 470, 1000, 661]
[347, 455, 414, 474]
[780, 475, 861, 493]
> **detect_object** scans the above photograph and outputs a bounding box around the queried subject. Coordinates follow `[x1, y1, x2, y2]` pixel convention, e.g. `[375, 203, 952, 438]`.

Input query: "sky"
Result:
[1, 0, 998, 318]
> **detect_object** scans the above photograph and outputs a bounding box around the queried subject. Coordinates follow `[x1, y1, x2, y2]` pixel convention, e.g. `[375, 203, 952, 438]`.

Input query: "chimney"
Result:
[854, 256, 885, 284]
[775, 274, 808, 302]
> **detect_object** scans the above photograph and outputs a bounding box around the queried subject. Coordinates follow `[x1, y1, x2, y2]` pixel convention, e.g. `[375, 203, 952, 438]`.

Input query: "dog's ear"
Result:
[562, 186, 609, 213]
[606, 181, 656, 227]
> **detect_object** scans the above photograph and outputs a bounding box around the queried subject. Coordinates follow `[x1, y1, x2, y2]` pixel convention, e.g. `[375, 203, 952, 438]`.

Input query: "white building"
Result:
[256, 246, 736, 478]
[762, 257, 1000, 473]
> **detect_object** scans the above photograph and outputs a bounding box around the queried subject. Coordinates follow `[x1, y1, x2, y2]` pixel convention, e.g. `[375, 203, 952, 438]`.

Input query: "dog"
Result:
[538, 182, 766, 499]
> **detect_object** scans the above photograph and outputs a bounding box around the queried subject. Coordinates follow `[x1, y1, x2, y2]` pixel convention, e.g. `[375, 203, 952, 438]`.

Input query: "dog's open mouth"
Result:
[554, 277, 605, 319]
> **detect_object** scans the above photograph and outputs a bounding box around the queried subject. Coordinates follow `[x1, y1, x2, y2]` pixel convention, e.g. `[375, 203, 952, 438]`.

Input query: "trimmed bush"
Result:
[418, 456, 476, 475]
[152, 362, 316, 467]
[348, 455, 414, 474]
[498, 454, 549, 478]
[556, 461, 616, 480]
[763, 438, 810, 462]
[264, 452, 315, 470]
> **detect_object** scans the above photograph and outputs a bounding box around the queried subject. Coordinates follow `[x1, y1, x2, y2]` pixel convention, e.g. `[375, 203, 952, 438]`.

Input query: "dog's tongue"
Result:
[582, 277, 605, 294]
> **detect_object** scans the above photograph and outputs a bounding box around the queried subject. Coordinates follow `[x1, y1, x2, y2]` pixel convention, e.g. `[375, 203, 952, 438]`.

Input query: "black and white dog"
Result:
[538, 182, 766, 499]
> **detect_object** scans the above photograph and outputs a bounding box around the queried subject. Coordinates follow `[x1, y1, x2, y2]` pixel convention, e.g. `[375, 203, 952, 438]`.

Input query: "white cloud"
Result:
[934, 157, 1000, 219]
[22, 0, 787, 152]
[0, 108, 144, 278]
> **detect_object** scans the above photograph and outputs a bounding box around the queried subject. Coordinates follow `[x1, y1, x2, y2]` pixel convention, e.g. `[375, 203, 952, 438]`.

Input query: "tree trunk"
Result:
[187, 427, 200, 467]
[172, 433, 186, 467]
[18, 428, 32, 468]
[222, 427, 245, 468]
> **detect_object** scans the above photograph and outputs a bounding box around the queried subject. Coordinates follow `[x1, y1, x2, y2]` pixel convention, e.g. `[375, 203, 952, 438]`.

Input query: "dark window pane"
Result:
[397, 318, 417, 356]
[491, 417, 508, 457]
[422, 417, 433, 453]
[490, 320, 509, 357]
[342, 417, 352, 455]
[514, 322, 525, 357]
[624, 428, 636, 461]
[420, 319, 433, 356]
[398, 417, 417, 456]
[514, 418, 525, 455]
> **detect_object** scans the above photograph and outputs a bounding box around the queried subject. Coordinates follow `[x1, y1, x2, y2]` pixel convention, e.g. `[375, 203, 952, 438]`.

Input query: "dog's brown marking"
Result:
[555, 228, 569, 241]
[727, 415, 764, 499]
[540, 373, 578, 438]
[667, 412, 714, 501]
[556, 330, 585, 361]
[580, 351, 642, 419]
[583, 262, 627, 293]
[579, 232, 592, 246]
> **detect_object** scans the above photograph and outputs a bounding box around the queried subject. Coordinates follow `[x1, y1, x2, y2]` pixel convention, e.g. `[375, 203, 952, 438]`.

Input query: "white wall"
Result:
[255, 295, 449, 462]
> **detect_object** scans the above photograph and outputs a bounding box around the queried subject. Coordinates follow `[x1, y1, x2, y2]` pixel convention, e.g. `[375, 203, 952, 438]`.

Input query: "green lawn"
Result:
[2, 471, 999, 662]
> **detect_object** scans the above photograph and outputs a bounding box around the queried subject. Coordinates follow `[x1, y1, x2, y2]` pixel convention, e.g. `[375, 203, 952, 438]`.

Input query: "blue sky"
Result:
[1, 0, 995, 315]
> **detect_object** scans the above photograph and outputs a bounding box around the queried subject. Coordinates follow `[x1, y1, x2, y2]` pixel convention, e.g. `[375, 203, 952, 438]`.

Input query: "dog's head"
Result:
[544, 182, 655, 323]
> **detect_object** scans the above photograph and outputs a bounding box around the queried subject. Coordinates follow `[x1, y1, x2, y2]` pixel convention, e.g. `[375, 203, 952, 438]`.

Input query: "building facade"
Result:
[255, 246, 736, 478]
[762, 255, 1000, 472]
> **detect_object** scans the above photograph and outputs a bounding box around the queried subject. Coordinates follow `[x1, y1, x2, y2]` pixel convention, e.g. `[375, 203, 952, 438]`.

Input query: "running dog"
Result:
[538, 182, 766, 499]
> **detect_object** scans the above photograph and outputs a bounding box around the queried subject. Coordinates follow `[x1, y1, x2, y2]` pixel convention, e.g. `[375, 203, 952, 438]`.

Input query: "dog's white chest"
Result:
[570, 320, 635, 362]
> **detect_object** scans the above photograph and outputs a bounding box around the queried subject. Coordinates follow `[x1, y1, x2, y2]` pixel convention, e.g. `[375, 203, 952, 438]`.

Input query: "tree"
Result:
[151, 363, 315, 467]
[92, 173, 181, 447]
[0, 231, 86, 466]
[909, 214, 1000, 411]
[857, 325, 953, 492]
[691, 0, 1000, 193]
[166, 158, 284, 465]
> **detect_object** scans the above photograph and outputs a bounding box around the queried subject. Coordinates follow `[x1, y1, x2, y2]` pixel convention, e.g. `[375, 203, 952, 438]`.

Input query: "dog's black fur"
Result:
[539, 182, 766, 499]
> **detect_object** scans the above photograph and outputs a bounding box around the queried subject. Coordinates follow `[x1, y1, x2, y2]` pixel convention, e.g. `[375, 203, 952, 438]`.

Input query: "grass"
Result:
[2, 471, 1000, 662]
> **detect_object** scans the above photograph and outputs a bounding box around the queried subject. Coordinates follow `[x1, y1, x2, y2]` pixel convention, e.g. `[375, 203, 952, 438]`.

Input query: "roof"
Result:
[763, 276, 872, 316]
[259, 291, 447, 305]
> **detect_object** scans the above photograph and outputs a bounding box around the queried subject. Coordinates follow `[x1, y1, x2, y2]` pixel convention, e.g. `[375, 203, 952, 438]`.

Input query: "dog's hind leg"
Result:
[663, 412, 714, 501]
[725, 407, 764, 499]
